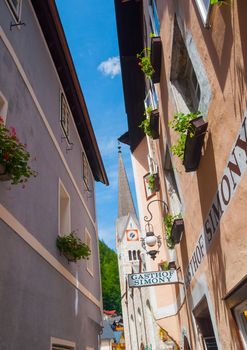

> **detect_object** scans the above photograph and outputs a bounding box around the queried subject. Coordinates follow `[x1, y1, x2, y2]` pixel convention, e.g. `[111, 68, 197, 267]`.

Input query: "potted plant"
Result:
[159, 260, 169, 271]
[164, 213, 184, 248]
[169, 112, 208, 172]
[150, 36, 162, 84]
[136, 48, 154, 80]
[56, 231, 91, 263]
[0, 116, 37, 184]
[139, 107, 160, 139]
[145, 173, 160, 192]
[210, 0, 224, 4]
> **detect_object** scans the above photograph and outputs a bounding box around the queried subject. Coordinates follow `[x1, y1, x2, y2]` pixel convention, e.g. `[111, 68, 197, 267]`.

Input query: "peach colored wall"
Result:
[131, 138, 182, 344]
[152, 0, 247, 348]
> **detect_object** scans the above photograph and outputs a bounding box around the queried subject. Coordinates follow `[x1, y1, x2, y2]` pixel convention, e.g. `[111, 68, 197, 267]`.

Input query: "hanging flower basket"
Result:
[151, 36, 162, 83]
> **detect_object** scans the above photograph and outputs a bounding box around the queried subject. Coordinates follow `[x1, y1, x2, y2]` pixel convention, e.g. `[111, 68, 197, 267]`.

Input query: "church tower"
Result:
[116, 146, 148, 350]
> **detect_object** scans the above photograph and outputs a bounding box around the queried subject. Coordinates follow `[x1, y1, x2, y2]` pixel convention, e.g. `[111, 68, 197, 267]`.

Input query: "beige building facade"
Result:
[115, 0, 247, 349]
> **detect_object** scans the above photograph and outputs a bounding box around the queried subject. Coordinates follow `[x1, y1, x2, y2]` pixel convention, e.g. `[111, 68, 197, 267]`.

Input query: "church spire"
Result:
[118, 144, 136, 218]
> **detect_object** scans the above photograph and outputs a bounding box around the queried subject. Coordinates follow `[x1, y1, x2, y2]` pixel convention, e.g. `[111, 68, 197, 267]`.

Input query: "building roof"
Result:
[31, 0, 108, 185]
[101, 320, 115, 341]
[118, 149, 136, 218]
[104, 310, 117, 315]
[114, 0, 146, 152]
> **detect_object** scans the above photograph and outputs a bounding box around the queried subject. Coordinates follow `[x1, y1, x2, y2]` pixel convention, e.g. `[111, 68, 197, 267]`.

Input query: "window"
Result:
[60, 92, 73, 145]
[85, 229, 93, 275]
[148, 0, 160, 35]
[128, 250, 132, 261]
[133, 250, 137, 260]
[144, 89, 158, 174]
[193, 297, 218, 350]
[51, 337, 75, 350]
[137, 250, 141, 260]
[234, 299, 247, 348]
[194, 0, 212, 27]
[0, 91, 8, 124]
[170, 17, 201, 112]
[5, 0, 22, 22]
[59, 181, 71, 236]
[164, 146, 182, 214]
[82, 152, 90, 191]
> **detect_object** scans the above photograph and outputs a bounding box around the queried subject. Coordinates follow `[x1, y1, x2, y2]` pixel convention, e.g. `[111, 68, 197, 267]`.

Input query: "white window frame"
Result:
[0, 91, 8, 124]
[85, 229, 93, 276]
[50, 337, 75, 350]
[148, 0, 160, 35]
[5, 0, 22, 22]
[194, 0, 212, 27]
[58, 179, 71, 236]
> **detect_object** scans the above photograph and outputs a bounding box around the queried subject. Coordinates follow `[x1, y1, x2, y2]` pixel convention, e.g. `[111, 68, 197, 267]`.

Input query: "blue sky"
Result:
[56, 0, 137, 249]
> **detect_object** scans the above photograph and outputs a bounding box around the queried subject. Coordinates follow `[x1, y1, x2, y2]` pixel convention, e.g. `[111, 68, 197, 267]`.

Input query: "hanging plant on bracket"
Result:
[136, 48, 154, 80]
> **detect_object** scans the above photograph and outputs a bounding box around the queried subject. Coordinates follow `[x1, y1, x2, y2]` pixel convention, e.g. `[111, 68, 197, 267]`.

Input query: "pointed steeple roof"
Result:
[118, 145, 136, 218]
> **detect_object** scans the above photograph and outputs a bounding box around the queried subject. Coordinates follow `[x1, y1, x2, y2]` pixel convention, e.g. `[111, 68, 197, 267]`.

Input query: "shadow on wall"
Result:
[233, 0, 247, 119]
[196, 133, 241, 349]
[191, 0, 233, 94]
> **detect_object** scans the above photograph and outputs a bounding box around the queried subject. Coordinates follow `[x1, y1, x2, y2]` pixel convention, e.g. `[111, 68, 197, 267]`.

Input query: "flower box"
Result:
[183, 116, 208, 172]
[150, 109, 160, 139]
[0, 164, 11, 181]
[56, 232, 91, 263]
[151, 36, 162, 83]
[148, 173, 160, 192]
[171, 218, 184, 244]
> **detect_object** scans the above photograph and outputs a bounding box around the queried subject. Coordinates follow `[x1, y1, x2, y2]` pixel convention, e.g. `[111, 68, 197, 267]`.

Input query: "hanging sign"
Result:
[128, 270, 178, 288]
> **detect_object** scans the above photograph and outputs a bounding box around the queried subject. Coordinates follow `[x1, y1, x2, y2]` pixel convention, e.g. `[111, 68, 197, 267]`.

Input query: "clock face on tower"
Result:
[126, 229, 139, 241]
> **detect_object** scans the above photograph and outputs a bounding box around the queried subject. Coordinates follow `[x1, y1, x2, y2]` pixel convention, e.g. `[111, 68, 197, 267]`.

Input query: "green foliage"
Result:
[136, 48, 154, 79]
[145, 173, 157, 191]
[139, 106, 153, 137]
[160, 261, 169, 271]
[164, 213, 182, 249]
[56, 232, 91, 262]
[99, 240, 122, 315]
[0, 116, 37, 185]
[168, 112, 200, 160]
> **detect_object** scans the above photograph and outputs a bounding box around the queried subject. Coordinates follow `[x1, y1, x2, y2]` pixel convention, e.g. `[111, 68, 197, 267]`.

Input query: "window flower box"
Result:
[150, 109, 160, 139]
[56, 231, 91, 263]
[164, 214, 183, 248]
[151, 36, 162, 83]
[0, 116, 37, 185]
[0, 163, 11, 181]
[171, 218, 184, 244]
[146, 173, 160, 192]
[139, 107, 160, 140]
[183, 116, 208, 172]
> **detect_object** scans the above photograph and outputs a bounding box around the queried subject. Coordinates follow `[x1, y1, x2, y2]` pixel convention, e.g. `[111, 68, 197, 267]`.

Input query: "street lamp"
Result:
[141, 199, 169, 260]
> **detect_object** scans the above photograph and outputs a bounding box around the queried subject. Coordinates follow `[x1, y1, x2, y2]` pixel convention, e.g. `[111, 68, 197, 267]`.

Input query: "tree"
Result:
[99, 240, 122, 315]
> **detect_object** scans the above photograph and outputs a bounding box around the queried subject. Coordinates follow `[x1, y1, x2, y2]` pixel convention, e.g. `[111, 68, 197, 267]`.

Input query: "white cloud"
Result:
[98, 56, 121, 78]
[98, 138, 116, 158]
